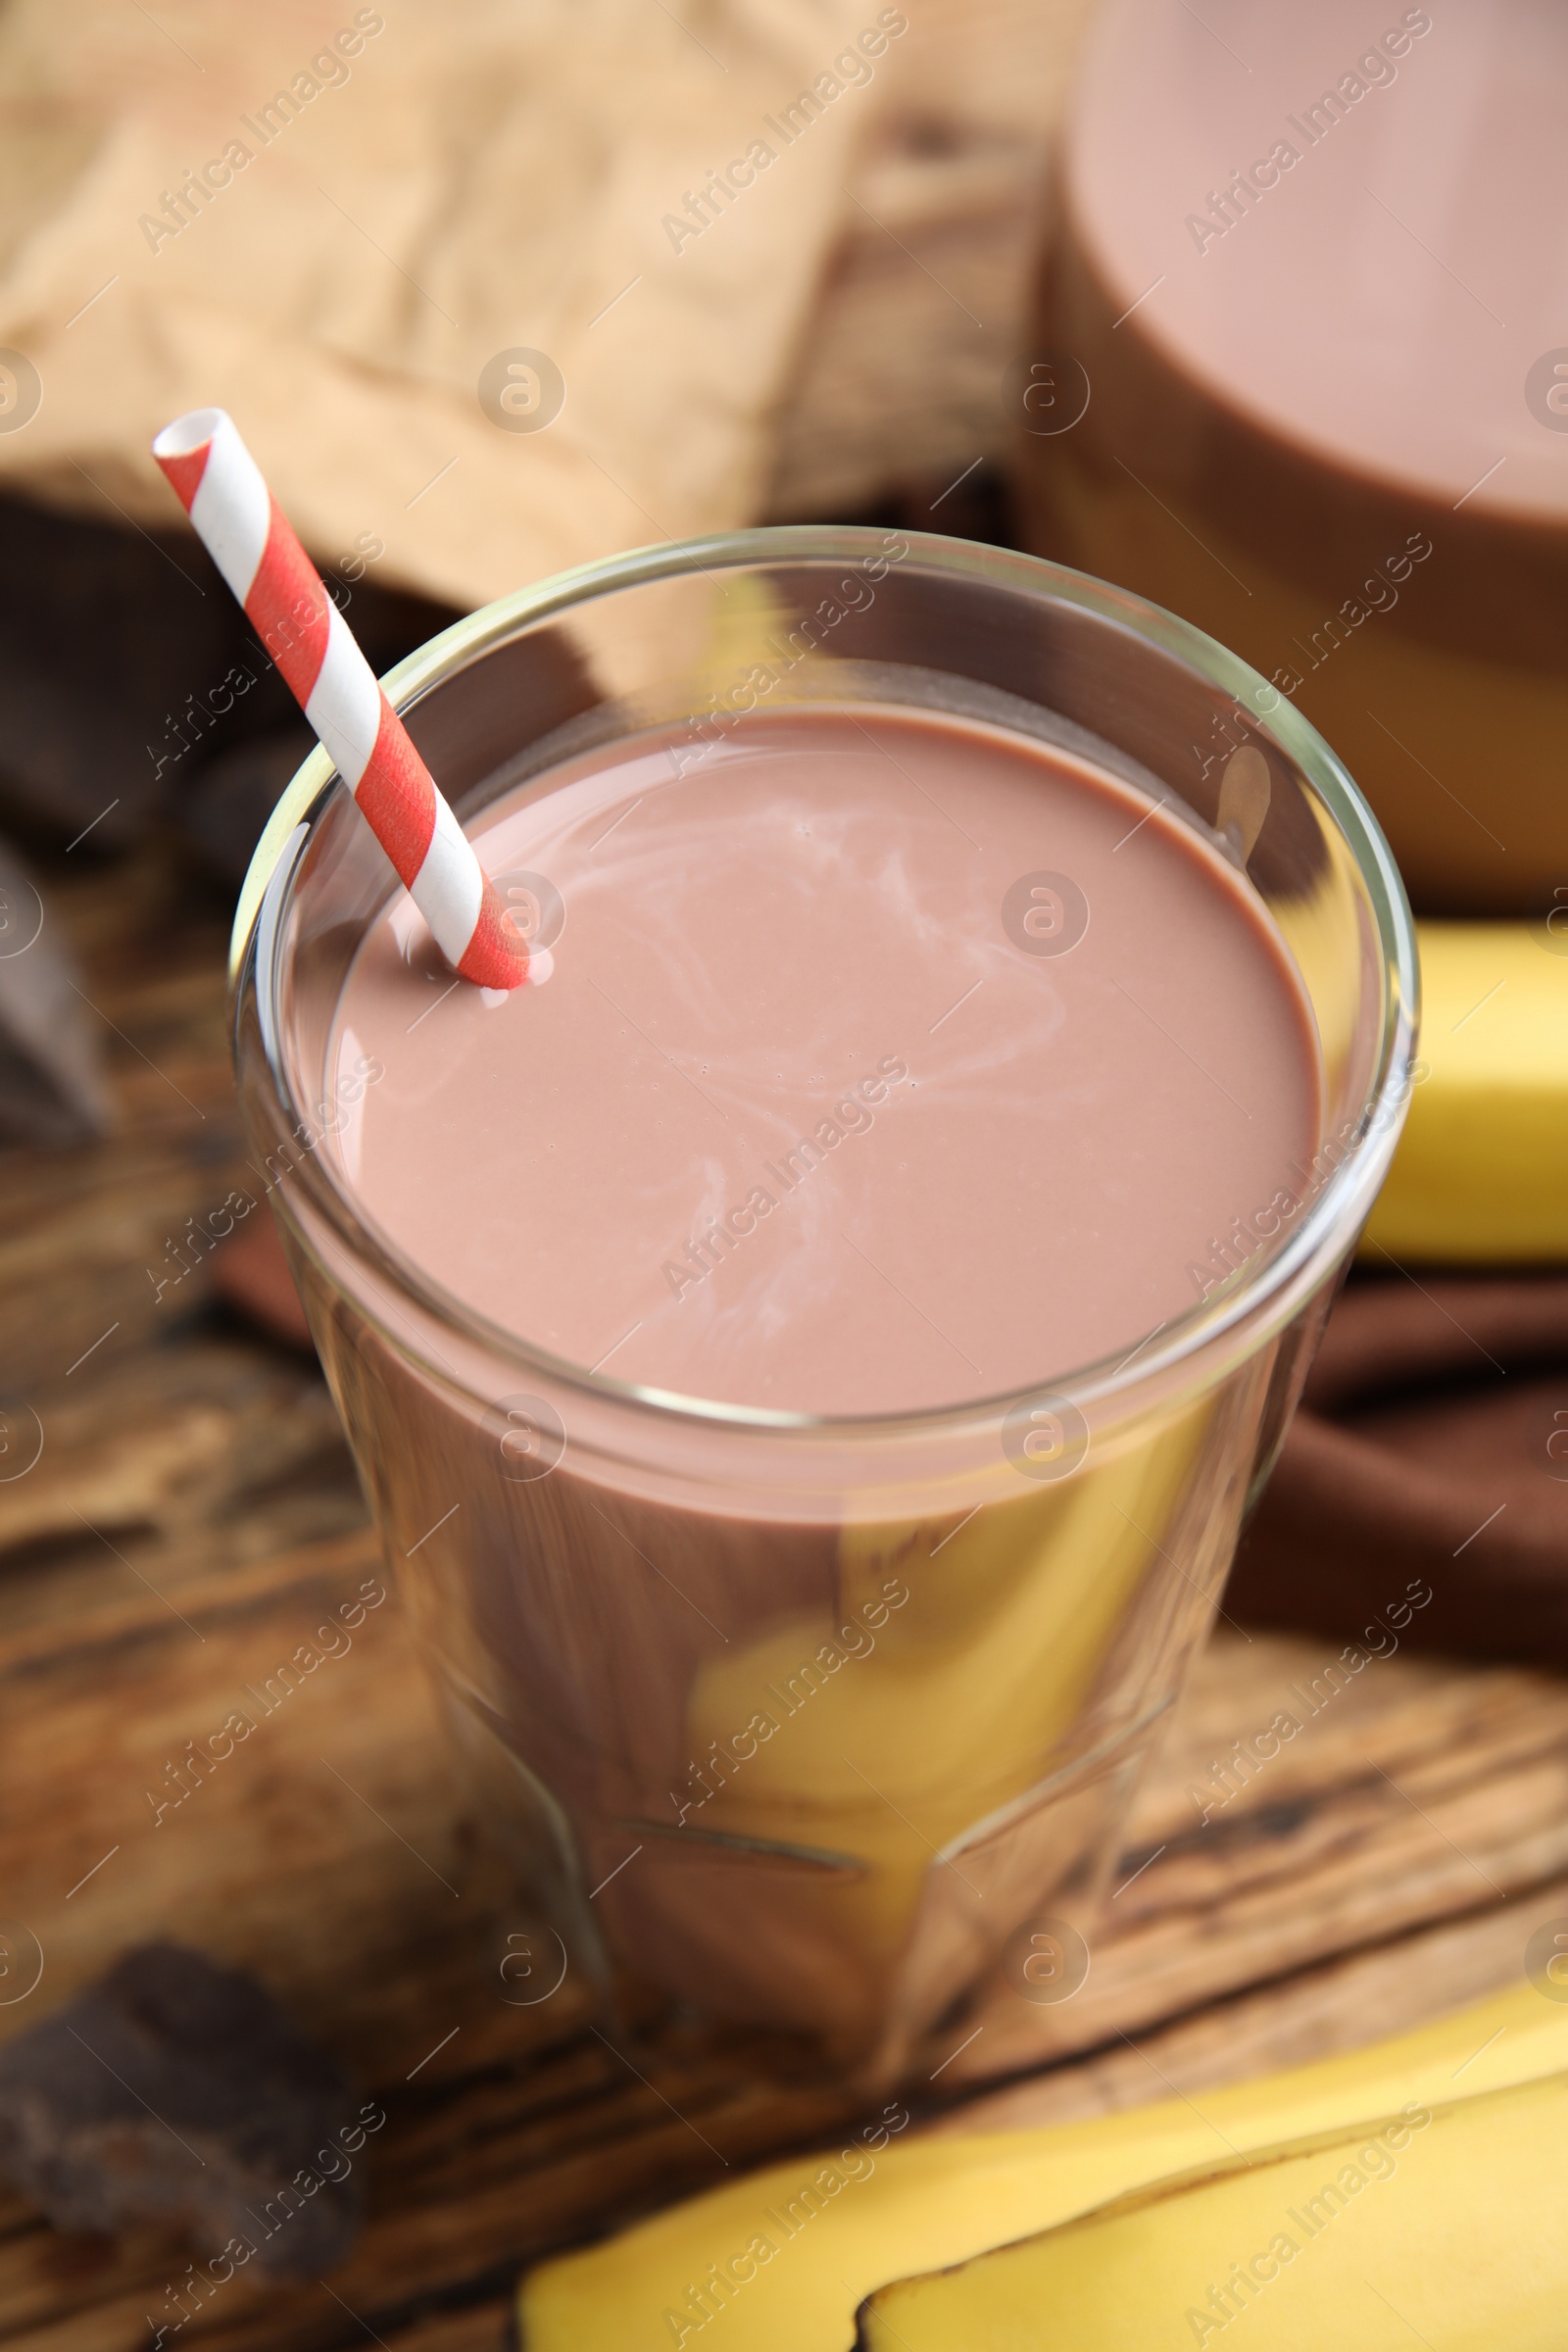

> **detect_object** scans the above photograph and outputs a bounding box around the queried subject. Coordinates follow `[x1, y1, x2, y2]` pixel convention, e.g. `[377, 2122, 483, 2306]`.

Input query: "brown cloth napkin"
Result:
[229, 1227, 1568, 1671]
[1228, 1271, 1568, 1666]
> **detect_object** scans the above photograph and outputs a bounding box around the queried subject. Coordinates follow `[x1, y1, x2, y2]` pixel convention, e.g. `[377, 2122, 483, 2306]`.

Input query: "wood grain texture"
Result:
[1, 846, 1563, 2351]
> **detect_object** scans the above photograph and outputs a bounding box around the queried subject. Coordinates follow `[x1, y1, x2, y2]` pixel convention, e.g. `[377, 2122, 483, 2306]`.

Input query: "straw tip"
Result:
[151, 406, 231, 464]
[455, 929, 531, 993]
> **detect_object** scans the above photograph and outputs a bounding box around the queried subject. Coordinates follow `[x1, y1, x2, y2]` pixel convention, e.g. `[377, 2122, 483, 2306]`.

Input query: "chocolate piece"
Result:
[0, 1942, 367, 2279]
[0, 493, 237, 851]
[0, 488, 460, 858]
[0, 837, 109, 1149]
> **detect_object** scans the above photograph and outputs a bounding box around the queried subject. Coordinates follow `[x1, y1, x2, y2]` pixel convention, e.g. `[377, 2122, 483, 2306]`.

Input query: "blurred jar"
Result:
[1017, 0, 1568, 913]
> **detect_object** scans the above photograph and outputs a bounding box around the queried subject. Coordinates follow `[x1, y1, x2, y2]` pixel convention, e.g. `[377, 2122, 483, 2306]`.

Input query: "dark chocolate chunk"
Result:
[0, 488, 462, 859]
[0, 1942, 370, 2279]
[0, 492, 239, 851]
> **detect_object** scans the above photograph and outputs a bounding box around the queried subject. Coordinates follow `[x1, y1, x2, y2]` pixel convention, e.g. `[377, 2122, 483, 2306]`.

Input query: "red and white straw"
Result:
[152, 408, 527, 991]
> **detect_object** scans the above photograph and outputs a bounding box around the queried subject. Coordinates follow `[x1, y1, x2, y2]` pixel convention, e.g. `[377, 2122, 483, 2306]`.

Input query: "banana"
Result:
[1364, 920, 1568, 1261]
[855, 2072, 1568, 2349]
[517, 1982, 1568, 2350]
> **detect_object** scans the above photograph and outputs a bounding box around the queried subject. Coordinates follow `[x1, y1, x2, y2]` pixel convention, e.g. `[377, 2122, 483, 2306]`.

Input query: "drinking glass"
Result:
[232, 527, 1417, 2083]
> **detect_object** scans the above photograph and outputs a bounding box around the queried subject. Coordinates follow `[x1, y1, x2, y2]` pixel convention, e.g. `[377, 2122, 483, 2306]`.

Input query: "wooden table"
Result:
[4, 847, 1567, 2351]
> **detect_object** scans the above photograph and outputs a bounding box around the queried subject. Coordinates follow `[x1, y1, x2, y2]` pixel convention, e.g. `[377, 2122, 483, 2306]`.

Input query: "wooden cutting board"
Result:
[2, 848, 1565, 2352]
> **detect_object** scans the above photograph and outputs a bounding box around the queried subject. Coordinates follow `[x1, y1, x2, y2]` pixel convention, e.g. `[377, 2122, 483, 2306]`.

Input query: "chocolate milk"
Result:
[332, 707, 1319, 1413]
[1020, 0, 1568, 911]
[318, 704, 1323, 2070]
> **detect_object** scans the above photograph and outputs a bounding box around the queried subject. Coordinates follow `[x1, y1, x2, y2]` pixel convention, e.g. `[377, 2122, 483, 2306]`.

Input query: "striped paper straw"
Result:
[152, 408, 527, 991]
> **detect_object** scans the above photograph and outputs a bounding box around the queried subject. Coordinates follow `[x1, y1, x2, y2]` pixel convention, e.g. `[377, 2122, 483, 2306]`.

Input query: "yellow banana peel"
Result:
[1364, 919, 1568, 1261]
[856, 2071, 1568, 2348]
[518, 1979, 1568, 2350]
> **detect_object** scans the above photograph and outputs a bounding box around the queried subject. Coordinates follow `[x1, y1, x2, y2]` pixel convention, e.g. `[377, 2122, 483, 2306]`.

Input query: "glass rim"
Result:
[232, 523, 1420, 1439]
